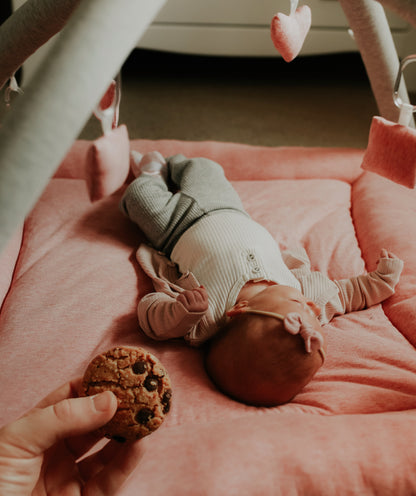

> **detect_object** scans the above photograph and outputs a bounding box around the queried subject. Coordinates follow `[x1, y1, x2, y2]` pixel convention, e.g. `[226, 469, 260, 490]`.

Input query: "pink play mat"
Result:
[1, 139, 416, 494]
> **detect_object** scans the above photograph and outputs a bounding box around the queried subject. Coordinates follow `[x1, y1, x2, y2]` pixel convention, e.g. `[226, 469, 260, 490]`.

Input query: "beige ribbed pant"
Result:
[120, 155, 247, 255]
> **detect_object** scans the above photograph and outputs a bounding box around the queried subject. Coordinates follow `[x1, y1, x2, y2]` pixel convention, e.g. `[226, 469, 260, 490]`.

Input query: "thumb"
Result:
[1, 392, 117, 458]
[379, 248, 388, 259]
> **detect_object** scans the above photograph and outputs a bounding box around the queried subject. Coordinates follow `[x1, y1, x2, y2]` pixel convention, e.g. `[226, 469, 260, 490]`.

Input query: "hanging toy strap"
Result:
[94, 73, 121, 135]
[4, 73, 24, 107]
[393, 55, 416, 126]
[289, 0, 298, 16]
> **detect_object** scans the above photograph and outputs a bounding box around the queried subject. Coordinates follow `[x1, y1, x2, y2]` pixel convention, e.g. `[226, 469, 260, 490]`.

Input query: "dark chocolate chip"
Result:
[162, 389, 172, 413]
[135, 408, 154, 424]
[112, 435, 127, 443]
[132, 360, 147, 374]
[144, 375, 159, 392]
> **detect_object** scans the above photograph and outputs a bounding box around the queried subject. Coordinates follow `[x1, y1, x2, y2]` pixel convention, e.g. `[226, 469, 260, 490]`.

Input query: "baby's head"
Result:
[204, 285, 326, 407]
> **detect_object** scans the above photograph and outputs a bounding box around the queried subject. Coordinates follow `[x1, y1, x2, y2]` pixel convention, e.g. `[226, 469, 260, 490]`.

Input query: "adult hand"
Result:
[0, 379, 143, 495]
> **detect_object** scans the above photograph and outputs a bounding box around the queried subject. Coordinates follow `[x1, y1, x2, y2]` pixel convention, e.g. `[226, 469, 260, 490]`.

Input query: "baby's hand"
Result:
[375, 248, 403, 279]
[379, 248, 398, 260]
[177, 286, 209, 313]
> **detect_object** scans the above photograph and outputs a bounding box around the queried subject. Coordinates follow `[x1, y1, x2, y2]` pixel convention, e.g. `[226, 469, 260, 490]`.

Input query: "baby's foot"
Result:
[130, 150, 143, 177]
[130, 151, 167, 180]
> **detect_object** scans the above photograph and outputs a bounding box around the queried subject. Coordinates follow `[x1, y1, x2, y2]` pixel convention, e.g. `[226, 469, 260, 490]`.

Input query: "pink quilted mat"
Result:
[1, 139, 416, 494]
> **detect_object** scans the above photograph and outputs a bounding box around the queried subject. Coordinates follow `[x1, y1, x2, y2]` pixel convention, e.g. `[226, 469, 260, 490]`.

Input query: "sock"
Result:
[131, 151, 167, 180]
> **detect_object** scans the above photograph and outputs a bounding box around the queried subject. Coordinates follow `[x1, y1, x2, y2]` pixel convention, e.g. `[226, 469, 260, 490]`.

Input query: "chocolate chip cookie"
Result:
[82, 346, 172, 442]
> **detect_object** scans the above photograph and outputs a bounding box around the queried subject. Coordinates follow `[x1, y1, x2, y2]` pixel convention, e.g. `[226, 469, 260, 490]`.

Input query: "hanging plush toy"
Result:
[270, 0, 312, 62]
[361, 55, 416, 189]
[86, 75, 131, 201]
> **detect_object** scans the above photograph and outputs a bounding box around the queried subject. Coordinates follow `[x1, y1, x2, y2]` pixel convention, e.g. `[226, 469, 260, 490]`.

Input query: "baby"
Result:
[121, 152, 403, 407]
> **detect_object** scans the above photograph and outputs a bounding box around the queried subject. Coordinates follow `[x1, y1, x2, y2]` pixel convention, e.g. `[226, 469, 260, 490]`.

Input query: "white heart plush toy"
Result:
[270, 5, 311, 62]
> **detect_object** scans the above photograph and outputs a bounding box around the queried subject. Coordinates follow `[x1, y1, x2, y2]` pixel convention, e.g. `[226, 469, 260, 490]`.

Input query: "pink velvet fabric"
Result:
[0, 226, 22, 310]
[85, 124, 130, 201]
[1, 139, 416, 495]
[270, 6, 312, 62]
[362, 116, 416, 188]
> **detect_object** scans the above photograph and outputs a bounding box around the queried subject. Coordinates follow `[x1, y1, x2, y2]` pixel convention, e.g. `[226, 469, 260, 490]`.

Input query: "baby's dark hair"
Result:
[204, 312, 323, 407]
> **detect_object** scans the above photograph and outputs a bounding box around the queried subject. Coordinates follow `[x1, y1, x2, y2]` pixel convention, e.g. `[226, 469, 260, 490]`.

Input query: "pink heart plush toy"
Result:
[361, 116, 416, 189]
[86, 125, 130, 202]
[271, 5, 311, 62]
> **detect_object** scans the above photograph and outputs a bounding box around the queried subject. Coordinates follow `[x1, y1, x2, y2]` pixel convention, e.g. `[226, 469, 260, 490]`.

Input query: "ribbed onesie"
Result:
[171, 211, 301, 335]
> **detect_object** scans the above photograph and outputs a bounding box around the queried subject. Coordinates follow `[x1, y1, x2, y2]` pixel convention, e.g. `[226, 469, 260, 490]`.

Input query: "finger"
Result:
[196, 286, 208, 300]
[35, 380, 109, 461]
[194, 288, 208, 306]
[178, 292, 189, 305]
[380, 248, 388, 258]
[78, 439, 124, 480]
[34, 379, 81, 409]
[39, 442, 83, 493]
[184, 292, 195, 307]
[195, 294, 206, 306]
[187, 291, 196, 304]
[83, 441, 144, 496]
[192, 289, 202, 300]
[3, 392, 118, 458]
[64, 429, 108, 462]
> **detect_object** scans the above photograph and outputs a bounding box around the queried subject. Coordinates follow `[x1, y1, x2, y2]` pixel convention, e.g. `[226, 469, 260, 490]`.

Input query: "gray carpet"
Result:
[79, 50, 381, 149]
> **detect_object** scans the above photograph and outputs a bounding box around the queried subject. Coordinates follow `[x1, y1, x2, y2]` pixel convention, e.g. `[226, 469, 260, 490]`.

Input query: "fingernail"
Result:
[92, 392, 113, 412]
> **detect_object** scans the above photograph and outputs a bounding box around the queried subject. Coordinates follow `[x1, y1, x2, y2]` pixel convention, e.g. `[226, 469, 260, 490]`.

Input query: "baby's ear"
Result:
[226, 301, 249, 317]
